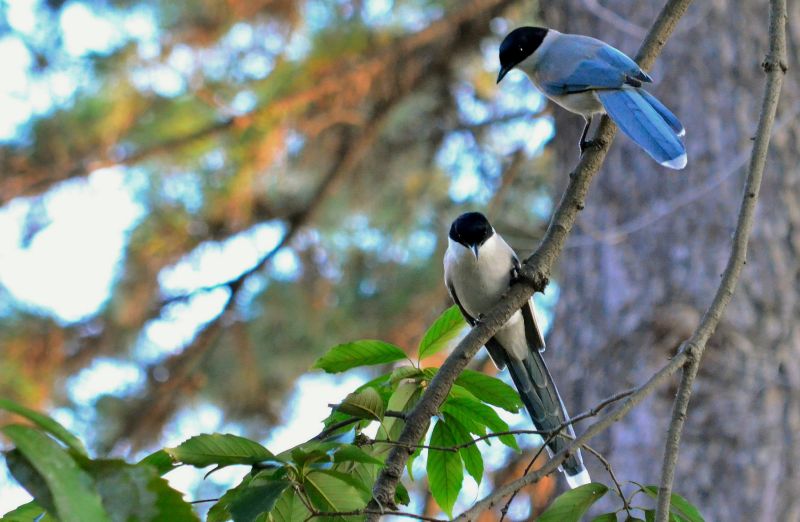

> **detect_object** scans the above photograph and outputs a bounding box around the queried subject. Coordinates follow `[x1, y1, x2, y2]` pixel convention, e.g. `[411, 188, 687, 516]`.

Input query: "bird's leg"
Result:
[578, 115, 593, 153]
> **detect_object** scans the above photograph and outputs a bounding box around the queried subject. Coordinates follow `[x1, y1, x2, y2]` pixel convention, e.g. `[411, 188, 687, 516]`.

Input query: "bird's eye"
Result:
[519, 47, 523, 51]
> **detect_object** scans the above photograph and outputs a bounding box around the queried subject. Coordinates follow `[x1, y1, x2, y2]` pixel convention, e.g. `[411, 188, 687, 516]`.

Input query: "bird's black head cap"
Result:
[497, 26, 548, 83]
[449, 212, 494, 248]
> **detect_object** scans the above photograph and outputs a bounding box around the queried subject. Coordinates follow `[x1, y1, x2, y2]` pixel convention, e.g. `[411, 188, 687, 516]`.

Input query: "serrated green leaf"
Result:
[0, 501, 55, 522]
[229, 480, 290, 522]
[333, 445, 383, 465]
[313, 340, 407, 373]
[440, 397, 487, 438]
[5, 450, 57, 515]
[427, 420, 463, 517]
[418, 305, 466, 360]
[422, 367, 439, 380]
[271, 488, 311, 522]
[443, 413, 484, 485]
[320, 469, 371, 501]
[336, 387, 385, 420]
[591, 513, 619, 522]
[303, 469, 367, 521]
[537, 482, 609, 522]
[0, 398, 88, 457]
[374, 382, 420, 456]
[455, 370, 522, 412]
[442, 397, 519, 451]
[321, 374, 390, 431]
[390, 366, 423, 384]
[166, 433, 275, 469]
[289, 446, 333, 468]
[3, 425, 112, 522]
[639, 486, 704, 522]
[137, 449, 178, 475]
[207, 474, 254, 522]
[86, 459, 198, 522]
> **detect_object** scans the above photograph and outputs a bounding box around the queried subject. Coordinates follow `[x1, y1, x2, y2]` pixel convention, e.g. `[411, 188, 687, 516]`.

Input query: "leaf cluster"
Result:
[1, 308, 706, 521]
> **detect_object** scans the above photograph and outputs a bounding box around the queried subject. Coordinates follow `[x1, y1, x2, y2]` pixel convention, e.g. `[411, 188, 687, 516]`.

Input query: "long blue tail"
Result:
[598, 87, 687, 169]
[502, 350, 590, 488]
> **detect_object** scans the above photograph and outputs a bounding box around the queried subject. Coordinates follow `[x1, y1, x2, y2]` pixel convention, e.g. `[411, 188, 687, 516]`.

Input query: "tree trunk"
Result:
[539, 1, 799, 519]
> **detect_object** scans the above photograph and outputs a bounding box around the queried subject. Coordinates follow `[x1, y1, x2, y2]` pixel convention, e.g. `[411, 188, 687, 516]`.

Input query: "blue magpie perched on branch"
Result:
[497, 26, 687, 169]
[444, 211, 590, 488]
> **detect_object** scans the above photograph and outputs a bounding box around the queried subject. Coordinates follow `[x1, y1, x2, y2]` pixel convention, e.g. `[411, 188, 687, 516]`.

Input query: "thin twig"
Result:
[499, 429, 560, 521]
[455, 347, 691, 521]
[653, 0, 787, 520]
[583, 444, 632, 518]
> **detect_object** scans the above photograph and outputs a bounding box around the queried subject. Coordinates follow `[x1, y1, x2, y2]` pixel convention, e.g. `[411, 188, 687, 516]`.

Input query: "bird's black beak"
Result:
[470, 244, 480, 260]
[497, 66, 510, 84]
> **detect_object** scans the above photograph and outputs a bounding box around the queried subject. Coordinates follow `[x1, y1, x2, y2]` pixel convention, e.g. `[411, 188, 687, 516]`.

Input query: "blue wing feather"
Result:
[539, 35, 651, 95]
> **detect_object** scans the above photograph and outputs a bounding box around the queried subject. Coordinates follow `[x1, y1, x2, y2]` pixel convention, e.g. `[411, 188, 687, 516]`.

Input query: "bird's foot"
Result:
[579, 138, 605, 154]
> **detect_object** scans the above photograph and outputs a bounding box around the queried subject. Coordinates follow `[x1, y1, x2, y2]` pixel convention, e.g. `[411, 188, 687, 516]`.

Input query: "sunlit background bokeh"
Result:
[0, 0, 560, 518]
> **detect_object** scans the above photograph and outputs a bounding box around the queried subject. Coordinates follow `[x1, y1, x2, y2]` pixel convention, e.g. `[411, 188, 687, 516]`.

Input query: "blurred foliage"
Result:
[0, 0, 559, 491]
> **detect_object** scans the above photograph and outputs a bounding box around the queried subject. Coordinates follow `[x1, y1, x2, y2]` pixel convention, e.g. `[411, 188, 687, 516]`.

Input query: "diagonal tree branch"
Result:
[365, 1, 694, 517]
[653, 0, 788, 519]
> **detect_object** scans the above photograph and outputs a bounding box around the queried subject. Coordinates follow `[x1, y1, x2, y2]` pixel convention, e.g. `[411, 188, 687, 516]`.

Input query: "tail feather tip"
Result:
[661, 152, 687, 170]
[565, 468, 592, 489]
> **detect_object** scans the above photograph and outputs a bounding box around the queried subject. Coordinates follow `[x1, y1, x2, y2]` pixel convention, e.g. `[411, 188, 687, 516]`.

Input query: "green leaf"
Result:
[406, 445, 422, 481]
[440, 397, 487, 437]
[166, 433, 275, 469]
[443, 413, 484, 484]
[389, 366, 423, 384]
[336, 387, 385, 421]
[418, 305, 466, 360]
[3, 425, 111, 522]
[137, 449, 178, 475]
[442, 397, 519, 451]
[5, 450, 57, 515]
[591, 514, 619, 522]
[86, 459, 198, 522]
[321, 374, 390, 431]
[333, 445, 383, 465]
[455, 370, 522, 413]
[271, 488, 311, 522]
[313, 340, 406, 373]
[0, 501, 54, 522]
[427, 420, 463, 517]
[537, 482, 609, 522]
[303, 469, 368, 520]
[229, 480, 291, 522]
[374, 381, 421, 456]
[0, 398, 88, 457]
[395, 482, 411, 506]
[639, 486, 705, 522]
[289, 444, 334, 468]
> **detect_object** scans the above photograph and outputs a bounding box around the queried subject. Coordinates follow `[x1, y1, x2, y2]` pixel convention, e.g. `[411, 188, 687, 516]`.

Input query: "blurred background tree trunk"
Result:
[541, 1, 800, 519]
